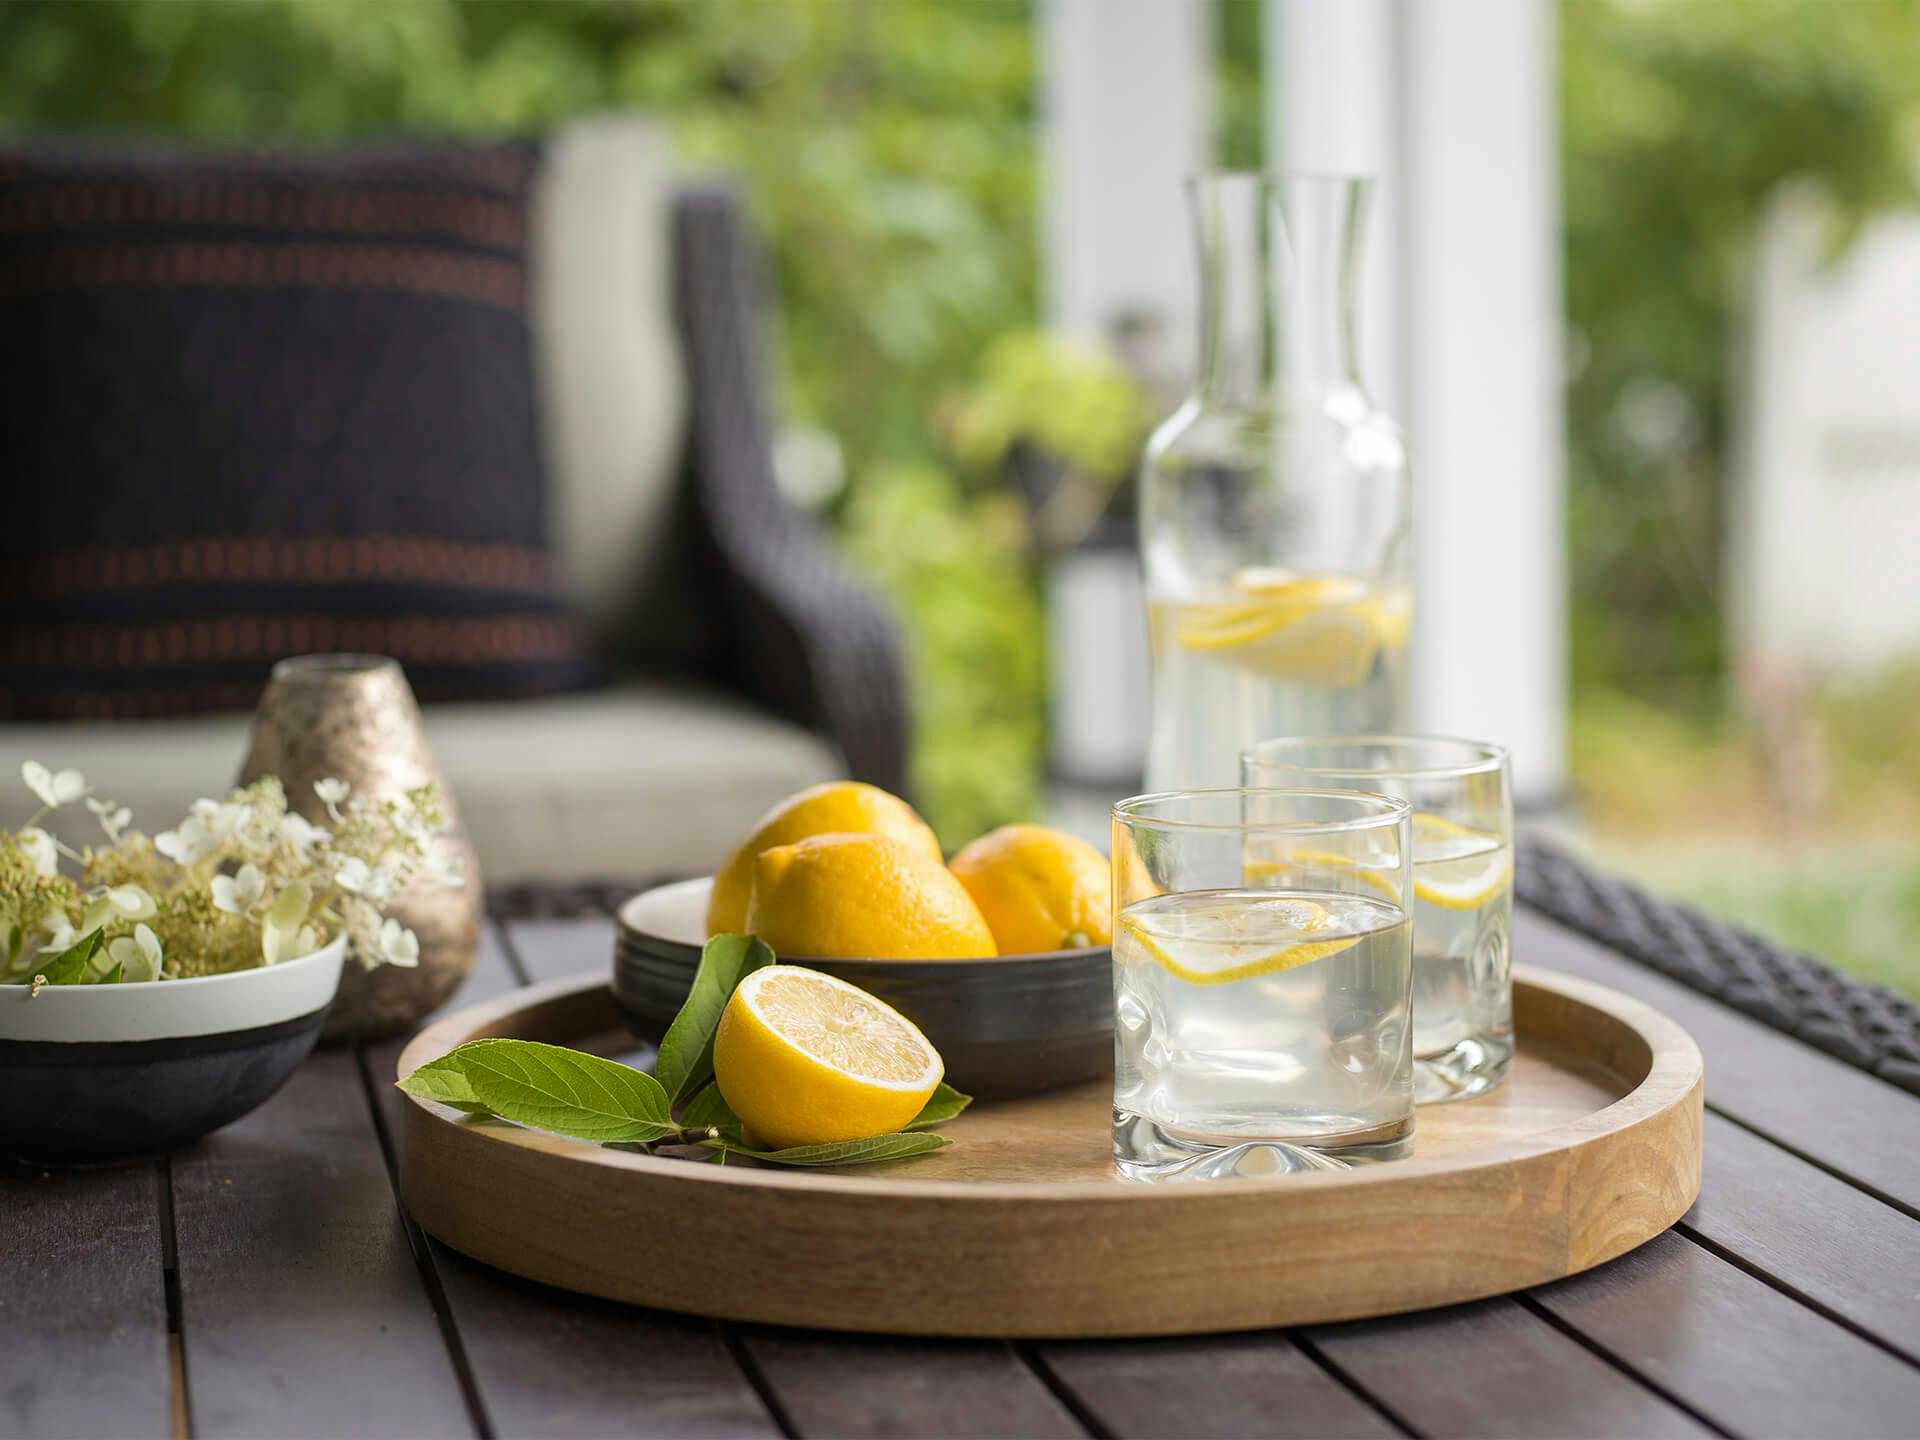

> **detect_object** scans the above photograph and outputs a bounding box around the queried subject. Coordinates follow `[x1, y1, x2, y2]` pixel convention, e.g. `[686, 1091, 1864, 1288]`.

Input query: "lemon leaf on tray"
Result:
[675, 1080, 741, 1130]
[423, 1038, 677, 1144]
[705, 1132, 953, 1166]
[397, 937, 972, 1168]
[655, 934, 775, 1107]
[906, 1082, 972, 1130]
[395, 1053, 493, 1115]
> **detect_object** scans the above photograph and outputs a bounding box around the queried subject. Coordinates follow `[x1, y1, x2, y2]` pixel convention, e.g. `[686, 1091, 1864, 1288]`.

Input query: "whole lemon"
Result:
[745, 834, 997, 959]
[948, 824, 1112, 954]
[707, 782, 940, 937]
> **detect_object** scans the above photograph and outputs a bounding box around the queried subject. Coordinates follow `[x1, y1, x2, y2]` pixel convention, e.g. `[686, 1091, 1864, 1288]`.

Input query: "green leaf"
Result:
[710, 1131, 953, 1167]
[445, 1039, 675, 1144]
[395, 1054, 491, 1115]
[90, 961, 125, 986]
[906, 1081, 972, 1130]
[34, 929, 104, 986]
[675, 1081, 740, 1130]
[654, 934, 775, 1106]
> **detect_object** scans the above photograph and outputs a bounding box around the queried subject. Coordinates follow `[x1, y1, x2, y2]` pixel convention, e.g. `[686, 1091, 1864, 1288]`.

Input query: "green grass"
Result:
[1572, 671, 1920, 1001]
[1583, 837, 1920, 1000]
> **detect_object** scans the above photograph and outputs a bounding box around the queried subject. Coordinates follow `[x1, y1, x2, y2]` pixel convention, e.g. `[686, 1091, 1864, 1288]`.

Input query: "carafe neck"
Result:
[1190, 173, 1369, 409]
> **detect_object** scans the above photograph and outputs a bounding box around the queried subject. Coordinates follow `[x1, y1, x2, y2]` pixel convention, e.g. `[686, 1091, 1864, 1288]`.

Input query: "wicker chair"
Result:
[0, 124, 908, 882]
[672, 184, 908, 796]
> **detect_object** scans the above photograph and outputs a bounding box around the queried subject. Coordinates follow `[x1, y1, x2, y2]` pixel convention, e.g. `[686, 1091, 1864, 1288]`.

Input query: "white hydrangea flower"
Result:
[109, 923, 163, 982]
[17, 826, 58, 879]
[155, 814, 218, 865]
[38, 914, 76, 954]
[282, 813, 331, 853]
[330, 857, 398, 903]
[378, 918, 420, 968]
[105, 884, 157, 922]
[211, 863, 265, 916]
[426, 847, 467, 889]
[261, 881, 313, 966]
[85, 796, 133, 841]
[313, 778, 351, 822]
[22, 761, 87, 810]
[191, 799, 250, 841]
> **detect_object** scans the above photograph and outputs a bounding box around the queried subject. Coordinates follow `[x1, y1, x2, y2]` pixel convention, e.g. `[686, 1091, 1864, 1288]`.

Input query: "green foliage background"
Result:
[0, 0, 1047, 845]
[7, 0, 1920, 980]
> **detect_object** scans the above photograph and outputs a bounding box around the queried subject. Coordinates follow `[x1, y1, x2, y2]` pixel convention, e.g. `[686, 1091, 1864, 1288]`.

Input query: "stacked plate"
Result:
[612, 877, 1113, 1096]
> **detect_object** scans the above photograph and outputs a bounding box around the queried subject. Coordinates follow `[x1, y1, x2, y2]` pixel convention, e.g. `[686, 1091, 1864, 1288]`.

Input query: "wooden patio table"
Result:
[7, 854, 1920, 1440]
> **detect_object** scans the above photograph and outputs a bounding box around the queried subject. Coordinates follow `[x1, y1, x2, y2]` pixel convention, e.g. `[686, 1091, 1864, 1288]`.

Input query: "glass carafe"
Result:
[1140, 173, 1411, 791]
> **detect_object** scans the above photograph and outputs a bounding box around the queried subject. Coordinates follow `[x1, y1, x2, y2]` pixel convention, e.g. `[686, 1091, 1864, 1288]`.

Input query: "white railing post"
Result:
[1267, 0, 1568, 805]
[1037, 0, 1212, 788]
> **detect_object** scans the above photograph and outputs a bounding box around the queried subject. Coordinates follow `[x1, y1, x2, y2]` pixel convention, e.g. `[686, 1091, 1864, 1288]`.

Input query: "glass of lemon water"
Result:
[1111, 790, 1415, 1181]
[1242, 737, 1513, 1103]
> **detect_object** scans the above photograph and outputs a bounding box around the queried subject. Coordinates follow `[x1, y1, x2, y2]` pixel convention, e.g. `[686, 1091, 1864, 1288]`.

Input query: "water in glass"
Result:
[1112, 887, 1413, 1178]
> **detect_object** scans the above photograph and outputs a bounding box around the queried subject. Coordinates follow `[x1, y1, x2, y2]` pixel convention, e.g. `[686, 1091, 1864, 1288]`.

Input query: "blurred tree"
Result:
[1561, 0, 1920, 701]
[0, 0, 1046, 838]
[19, 0, 1917, 850]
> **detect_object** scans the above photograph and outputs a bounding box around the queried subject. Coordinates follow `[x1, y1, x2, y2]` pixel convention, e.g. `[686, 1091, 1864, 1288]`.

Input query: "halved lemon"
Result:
[1120, 897, 1361, 987]
[712, 965, 944, 1150]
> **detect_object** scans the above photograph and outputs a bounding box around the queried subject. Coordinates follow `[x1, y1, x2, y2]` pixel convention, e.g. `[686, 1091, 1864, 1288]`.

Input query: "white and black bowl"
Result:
[0, 934, 346, 1165]
[614, 878, 1113, 1097]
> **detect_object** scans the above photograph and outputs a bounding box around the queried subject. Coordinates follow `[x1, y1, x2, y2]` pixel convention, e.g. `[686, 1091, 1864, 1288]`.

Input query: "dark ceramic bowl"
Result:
[0, 934, 345, 1165]
[614, 878, 1113, 1097]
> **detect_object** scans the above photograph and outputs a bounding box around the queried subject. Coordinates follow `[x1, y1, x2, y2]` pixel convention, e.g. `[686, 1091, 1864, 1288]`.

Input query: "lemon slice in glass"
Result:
[1174, 571, 1380, 685]
[1120, 895, 1361, 986]
[1409, 813, 1512, 910]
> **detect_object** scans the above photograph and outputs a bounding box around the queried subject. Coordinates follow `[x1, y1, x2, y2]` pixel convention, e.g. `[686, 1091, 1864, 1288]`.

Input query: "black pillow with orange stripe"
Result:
[0, 138, 597, 722]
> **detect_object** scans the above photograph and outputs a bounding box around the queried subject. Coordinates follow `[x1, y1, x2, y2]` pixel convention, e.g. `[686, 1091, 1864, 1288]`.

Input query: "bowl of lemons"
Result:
[614, 783, 1113, 1095]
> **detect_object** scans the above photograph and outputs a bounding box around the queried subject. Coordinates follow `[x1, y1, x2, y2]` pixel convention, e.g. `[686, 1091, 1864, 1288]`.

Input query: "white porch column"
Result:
[1039, 0, 1212, 352]
[1038, 0, 1212, 788]
[1265, 0, 1405, 415]
[1266, 0, 1568, 805]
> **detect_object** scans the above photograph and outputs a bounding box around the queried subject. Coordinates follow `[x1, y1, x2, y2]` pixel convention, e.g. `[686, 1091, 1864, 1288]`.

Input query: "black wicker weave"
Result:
[496, 844, 1920, 1099]
[1520, 841, 1920, 1095]
[671, 185, 910, 796]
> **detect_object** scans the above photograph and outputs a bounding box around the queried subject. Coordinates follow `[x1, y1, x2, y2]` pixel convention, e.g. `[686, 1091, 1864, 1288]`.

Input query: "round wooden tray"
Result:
[395, 964, 1703, 1338]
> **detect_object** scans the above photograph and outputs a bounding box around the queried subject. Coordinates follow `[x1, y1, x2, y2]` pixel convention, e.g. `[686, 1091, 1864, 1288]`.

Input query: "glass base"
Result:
[1414, 1034, 1514, 1105]
[1112, 1108, 1415, 1183]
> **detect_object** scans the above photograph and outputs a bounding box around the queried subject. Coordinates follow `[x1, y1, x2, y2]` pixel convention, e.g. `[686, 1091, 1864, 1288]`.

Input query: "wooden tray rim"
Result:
[395, 962, 1702, 1203]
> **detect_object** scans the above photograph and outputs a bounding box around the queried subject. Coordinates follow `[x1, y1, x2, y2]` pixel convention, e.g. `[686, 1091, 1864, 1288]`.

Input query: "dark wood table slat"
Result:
[1683, 1111, 1920, 1363]
[0, 1162, 170, 1440]
[357, 912, 1920, 1440]
[1306, 1295, 1718, 1440]
[1517, 909, 1920, 1213]
[1530, 1229, 1920, 1438]
[1032, 1331, 1404, 1440]
[739, 1331, 1087, 1440]
[369, 925, 778, 1439]
[434, 1252, 781, 1440]
[500, 918, 616, 987]
[171, 1046, 476, 1439]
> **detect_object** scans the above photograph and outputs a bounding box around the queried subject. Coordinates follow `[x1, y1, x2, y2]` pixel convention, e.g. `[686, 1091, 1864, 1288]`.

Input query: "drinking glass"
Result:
[1111, 789, 1414, 1181]
[1242, 737, 1513, 1102]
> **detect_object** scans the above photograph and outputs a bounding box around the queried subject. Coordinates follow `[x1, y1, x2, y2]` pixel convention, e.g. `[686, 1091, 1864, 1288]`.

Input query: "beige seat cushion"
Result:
[11, 685, 839, 884]
[531, 115, 689, 660]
